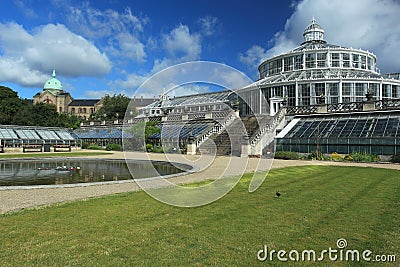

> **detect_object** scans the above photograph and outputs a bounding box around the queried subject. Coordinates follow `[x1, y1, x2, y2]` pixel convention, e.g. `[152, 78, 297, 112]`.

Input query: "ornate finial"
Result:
[52, 69, 56, 78]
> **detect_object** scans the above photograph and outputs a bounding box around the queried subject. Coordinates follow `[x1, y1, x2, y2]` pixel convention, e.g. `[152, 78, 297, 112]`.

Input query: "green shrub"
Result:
[274, 151, 299, 160]
[307, 151, 327, 161]
[145, 144, 153, 152]
[390, 153, 400, 163]
[87, 144, 103, 150]
[105, 143, 122, 151]
[346, 152, 380, 162]
[81, 142, 89, 149]
[145, 144, 170, 153]
[152, 146, 164, 153]
[344, 155, 353, 161]
[328, 152, 344, 161]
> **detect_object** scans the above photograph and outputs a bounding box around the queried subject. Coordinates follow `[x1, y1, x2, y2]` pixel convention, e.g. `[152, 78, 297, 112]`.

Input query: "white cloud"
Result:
[213, 68, 252, 90]
[241, 0, 400, 73]
[65, 3, 148, 63]
[198, 16, 219, 36]
[0, 22, 111, 87]
[145, 25, 202, 81]
[163, 24, 201, 61]
[106, 33, 146, 63]
[239, 45, 268, 66]
[113, 73, 149, 91]
[0, 57, 48, 87]
[122, 62, 252, 99]
[113, 24, 203, 94]
[66, 3, 147, 39]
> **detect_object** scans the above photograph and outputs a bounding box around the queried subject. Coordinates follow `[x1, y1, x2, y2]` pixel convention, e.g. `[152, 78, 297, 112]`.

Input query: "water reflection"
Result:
[0, 159, 187, 186]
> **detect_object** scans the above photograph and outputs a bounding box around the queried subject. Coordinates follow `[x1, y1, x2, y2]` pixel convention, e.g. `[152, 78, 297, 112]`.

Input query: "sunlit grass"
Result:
[0, 166, 399, 266]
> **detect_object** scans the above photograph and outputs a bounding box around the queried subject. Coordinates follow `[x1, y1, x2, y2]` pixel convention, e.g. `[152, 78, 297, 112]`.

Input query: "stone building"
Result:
[33, 70, 74, 114]
[33, 70, 155, 119]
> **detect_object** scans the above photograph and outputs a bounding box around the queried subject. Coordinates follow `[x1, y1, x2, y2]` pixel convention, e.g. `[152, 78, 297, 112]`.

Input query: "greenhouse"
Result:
[73, 127, 129, 147]
[128, 19, 400, 157]
[138, 90, 235, 118]
[0, 125, 79, 152]
[276, 111, 400, 155]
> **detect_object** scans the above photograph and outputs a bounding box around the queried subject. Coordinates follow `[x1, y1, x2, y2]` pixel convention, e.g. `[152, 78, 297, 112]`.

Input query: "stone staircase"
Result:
[198, 117, 242, 156]
[249, 108, 286, 155]
[198, 115, 274, 156]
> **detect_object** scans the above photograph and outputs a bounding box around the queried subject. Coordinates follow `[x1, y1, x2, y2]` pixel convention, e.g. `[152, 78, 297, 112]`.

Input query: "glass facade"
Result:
[252, 19, 400, 111]
[259, 51, 377, 79]
[276, 113, 400, 155]
[327, 83, 339, 104]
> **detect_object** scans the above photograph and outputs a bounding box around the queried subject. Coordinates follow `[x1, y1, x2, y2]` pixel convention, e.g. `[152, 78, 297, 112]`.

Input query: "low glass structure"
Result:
[276, 111, 400, 155]
[74, 127, 129, 147]
[0, 125, 78, 147]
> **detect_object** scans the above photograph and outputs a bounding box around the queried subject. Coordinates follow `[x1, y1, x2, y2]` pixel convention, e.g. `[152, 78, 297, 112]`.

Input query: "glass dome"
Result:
[303, 18, 325, 44]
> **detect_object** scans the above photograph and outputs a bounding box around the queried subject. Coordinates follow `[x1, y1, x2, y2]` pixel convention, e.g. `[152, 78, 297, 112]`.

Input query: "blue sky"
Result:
[1, 0, 400, 100]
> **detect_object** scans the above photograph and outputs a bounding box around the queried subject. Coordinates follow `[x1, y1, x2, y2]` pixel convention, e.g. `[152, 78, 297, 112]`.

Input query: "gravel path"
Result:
[1, 151, 399, 214]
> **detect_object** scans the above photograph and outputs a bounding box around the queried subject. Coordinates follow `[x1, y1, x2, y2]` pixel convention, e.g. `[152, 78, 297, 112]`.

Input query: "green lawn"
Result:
[0, 166, 399, 266]
[0, 151, 112, 159]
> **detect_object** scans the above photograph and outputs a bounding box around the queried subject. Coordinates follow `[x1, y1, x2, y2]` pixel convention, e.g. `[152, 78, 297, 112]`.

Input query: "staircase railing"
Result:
[195, 111, 237, 147]
[250, 108, 286, 148]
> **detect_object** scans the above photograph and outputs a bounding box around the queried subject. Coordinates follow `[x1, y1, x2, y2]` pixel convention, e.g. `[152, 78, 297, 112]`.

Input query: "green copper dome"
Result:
[44, 70, 63, 91]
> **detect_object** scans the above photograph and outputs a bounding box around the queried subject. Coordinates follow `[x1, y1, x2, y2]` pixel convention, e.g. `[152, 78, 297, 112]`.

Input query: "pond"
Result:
[0, 159, 191, 187]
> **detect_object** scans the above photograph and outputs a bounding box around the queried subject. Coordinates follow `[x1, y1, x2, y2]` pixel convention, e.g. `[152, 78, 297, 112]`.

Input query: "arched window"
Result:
[71, 108, 75, 114]
[83, 108, 87, 113]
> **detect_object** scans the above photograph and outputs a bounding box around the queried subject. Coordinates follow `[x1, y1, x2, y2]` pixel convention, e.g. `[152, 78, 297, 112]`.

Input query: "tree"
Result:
[0, 86, 25, 124]
[0, 85, 82, 128]
[20, 102, 60, 126]
[124, 121, 161, 151]
[15, 103, 82, 128]
[91, 94, 135, 121]
[144, 121, 161, 140]
[58, 113, 82, 129]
